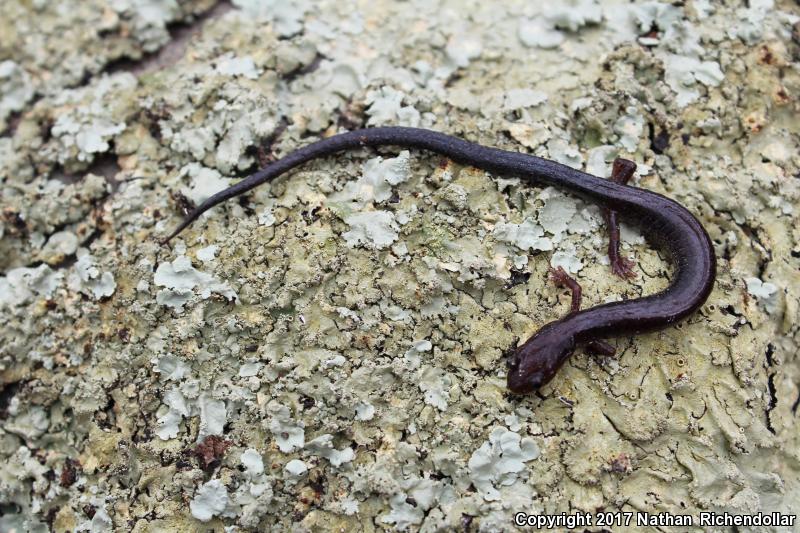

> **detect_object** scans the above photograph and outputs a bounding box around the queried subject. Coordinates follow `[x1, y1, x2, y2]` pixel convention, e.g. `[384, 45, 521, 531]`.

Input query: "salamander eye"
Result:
[507, 353, 520, 369]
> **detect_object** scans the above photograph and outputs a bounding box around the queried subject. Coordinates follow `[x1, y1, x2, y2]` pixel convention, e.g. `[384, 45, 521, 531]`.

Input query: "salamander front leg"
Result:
[605, 158, 638, 279]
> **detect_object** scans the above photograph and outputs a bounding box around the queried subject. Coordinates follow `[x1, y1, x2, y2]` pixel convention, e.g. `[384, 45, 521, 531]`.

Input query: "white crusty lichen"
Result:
[493, 218, 553, 252]
[418, 367, 452, 411]
[342, 211, 399, 249]
[381, 493, 424, 530]
[152, 351, 227, 441]
[0, 60, 34, 130]
[284, 459, 308, 477]
[178, 163, 232, 205]
[190, 479, 230, 522]
[241, 448, 264, 477]
[109, 0, 181, 52]
[0, 264, 62, 309]
[267, 402, 305, 453]
[403, 339, 432, 369]
[364, 87, 422, 127]
[661, 54, 725, 107]
[155, 387, 189, 440]
[305, 434, 355, 467]
[518, 0, 601, 50]
[215, 53, 261, 80]
[231, 0, 308, 37]
[518, 17, 565, 49]
[332, 151, 411, 206]
[50, 74, 135, 165]
[549, 0, 603, 31]
[745, 276, 780, 314]
[154, 388, 227, 441]
[613, 105, 645, 152]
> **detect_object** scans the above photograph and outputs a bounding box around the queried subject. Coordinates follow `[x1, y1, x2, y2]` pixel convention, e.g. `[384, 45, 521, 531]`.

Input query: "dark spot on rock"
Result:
[2, 208, 28, 236]
[193, 435, 231, 470]
[60, 458, 81, 487]
[170, 190, 196, 216]
[462, 514, 475, 531]
[758, 44, 775, 65]
[300, 395, 315, 410]
[650, 126, 670, 154]
[0, 381, 22, 419]
[506, 269, 531, 288]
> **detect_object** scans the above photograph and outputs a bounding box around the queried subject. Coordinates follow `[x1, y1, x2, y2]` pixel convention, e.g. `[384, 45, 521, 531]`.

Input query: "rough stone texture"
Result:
[1, 0, 798, 531]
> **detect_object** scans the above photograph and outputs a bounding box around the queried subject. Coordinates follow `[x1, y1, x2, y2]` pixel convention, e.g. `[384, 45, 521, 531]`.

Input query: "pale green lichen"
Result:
[468, 426, 541, 501]
[1, 0, 799, 531]
[0, 60, 34, 130]
[0, 265, 62, 308]
[305, 434, 355, 467]
[746, 276, 780, 314]
[67, 250, 117, 300]
[153, 254, 237, 311]
[342, 211, 400, 249]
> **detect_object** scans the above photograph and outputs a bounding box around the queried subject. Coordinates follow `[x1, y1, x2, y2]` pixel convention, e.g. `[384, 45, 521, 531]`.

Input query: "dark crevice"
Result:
[764, 343, 777, 434]
[720, 304, 743, 318]
[691, 400, 707, 420]
[337, 98, 368, 130]
[738, 222, 772, 276]
[282, 53, 326, 83]
[0, 381, 22, 419]
[169, 190, 196, 216]
[50, 152, 122, 188]
[766, 372, 777, 434]
[602, 412, 625, 438]
[101, 0, 233, 78]
[2, 107, 27, 138]
[648, 122, 670, 155]
[236, 118, 291, 180]
[1, 93, 45, 139]
[765, 343, 775, 367]
[253, 118, 290, 167]
[720, 304, 749, 331]
[2, 2, 231, 140]
[506, 269, 531, 288]
[23, 226, 105, 272]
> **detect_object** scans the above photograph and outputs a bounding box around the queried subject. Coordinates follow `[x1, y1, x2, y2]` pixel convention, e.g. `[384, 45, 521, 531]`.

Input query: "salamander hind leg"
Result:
[586, 340, 616, 356]
[605, 158, 638, 279]
[549, 266, 581, 313]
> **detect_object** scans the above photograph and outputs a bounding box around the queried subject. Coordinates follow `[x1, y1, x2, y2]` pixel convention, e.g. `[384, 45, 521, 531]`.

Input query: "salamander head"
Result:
[507, 329, 576, 394]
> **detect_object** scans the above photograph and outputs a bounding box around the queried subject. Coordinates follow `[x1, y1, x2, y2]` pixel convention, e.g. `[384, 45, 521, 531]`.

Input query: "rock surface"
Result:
[1, 0, 798, 531]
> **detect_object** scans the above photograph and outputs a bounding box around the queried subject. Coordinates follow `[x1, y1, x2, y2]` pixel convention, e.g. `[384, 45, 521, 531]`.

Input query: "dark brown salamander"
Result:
[162, 127, 716, 394]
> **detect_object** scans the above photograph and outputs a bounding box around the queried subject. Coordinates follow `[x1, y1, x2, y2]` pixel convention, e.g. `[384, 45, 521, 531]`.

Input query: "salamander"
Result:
[161, 127, 716, 394]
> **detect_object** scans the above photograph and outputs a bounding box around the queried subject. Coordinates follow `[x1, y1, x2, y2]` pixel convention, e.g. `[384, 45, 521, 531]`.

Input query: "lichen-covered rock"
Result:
[1, 0, 799, 531]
